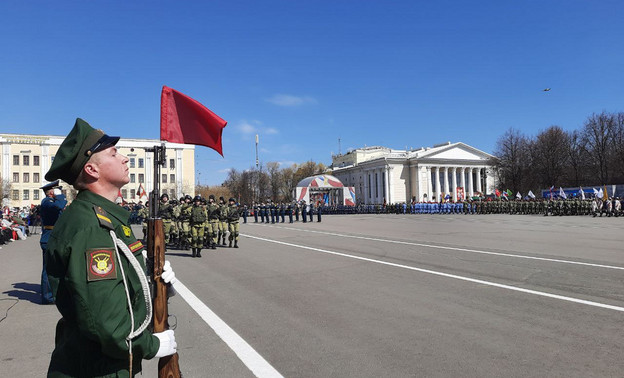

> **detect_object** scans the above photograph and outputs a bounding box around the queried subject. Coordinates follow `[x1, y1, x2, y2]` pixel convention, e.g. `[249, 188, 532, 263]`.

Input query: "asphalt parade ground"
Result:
[1, 214, 623, 377]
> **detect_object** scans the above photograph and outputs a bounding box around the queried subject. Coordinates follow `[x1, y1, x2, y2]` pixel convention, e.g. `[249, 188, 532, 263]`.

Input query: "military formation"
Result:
[355, 197, 623, 217]
[152, 193, 241, 258]
[251, 200, 322, 223]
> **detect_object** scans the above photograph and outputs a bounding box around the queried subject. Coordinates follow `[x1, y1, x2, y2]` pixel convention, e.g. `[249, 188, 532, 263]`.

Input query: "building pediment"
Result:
[415, 143, 494, 162]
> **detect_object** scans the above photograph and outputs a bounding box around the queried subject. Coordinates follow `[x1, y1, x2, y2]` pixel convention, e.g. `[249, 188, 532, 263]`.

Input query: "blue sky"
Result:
[1, 1, 623, 185]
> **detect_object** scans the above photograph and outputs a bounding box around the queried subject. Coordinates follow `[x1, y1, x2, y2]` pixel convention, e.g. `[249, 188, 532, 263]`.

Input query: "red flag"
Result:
[160, 86, 227, 156]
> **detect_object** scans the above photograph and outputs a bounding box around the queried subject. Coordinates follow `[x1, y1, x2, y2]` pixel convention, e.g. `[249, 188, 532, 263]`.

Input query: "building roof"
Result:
[296, 174, 344, 188]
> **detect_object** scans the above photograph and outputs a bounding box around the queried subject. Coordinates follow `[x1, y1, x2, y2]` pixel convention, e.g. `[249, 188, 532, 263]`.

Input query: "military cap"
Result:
[40, 180, 61, 192]
[209, 194, 215, 200]
[229, 197, 236, 202]
[45, 118, 120, 185]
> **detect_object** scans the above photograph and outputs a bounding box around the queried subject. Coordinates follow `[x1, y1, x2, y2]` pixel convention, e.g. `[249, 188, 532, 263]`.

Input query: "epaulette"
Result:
[93, 205, 114, 230]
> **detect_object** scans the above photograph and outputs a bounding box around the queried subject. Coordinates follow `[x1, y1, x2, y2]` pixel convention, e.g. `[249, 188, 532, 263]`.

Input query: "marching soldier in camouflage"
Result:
[226, 197, 240, 248]
[218, 196, 228, 245]
[157, 193, 174, 245]
[190, 195, 207, 257]
[138, 201, 149, 241]
[178, 195, 192, 250]
[206, 195, 220, 249]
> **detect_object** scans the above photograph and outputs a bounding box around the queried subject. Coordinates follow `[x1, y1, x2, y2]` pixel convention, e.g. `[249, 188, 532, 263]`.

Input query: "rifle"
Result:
[146, 145, 182, 377]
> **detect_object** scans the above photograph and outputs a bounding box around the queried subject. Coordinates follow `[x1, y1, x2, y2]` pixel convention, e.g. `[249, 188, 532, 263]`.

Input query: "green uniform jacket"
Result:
[46, 190, 159, 377]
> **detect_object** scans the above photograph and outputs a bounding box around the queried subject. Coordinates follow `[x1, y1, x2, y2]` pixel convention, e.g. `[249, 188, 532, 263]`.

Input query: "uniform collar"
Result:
[77, 190, 130, 225]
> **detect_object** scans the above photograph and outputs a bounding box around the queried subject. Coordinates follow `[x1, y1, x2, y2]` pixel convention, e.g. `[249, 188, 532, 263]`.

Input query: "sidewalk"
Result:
[0, 232, 57, 377]
[0, 227, 254, 377]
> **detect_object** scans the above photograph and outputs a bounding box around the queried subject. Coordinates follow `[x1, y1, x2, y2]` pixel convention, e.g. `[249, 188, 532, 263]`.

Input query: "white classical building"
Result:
[330, 142, 497, 204]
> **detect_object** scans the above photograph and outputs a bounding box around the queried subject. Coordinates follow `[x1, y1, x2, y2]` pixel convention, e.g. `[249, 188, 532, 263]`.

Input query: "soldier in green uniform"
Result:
[137, 201, 149, 242]
[218, 196, 228, 246]
[44, 119, 177, 377]
[226, 197, 240, 248]
[157, 193, 174, 246]
[178, 195, 192, 250]
[206, 195, 220, 249]
[190, 195, 207, 257]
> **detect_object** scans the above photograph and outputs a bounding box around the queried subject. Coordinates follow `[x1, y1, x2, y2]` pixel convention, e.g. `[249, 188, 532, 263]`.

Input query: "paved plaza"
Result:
[1, 214, 623, 377]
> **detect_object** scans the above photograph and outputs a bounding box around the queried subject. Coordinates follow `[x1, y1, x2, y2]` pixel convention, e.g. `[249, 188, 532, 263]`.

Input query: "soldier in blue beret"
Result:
[44, 118, 177, 377]
[39, 180, 67, 305]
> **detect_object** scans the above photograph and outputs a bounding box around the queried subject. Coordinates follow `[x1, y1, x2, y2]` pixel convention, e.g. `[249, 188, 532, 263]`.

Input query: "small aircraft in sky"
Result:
[543, 88, 551, 92]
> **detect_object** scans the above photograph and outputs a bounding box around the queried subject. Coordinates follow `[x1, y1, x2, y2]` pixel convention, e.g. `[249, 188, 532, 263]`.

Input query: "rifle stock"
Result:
[147, 218, 182, 378]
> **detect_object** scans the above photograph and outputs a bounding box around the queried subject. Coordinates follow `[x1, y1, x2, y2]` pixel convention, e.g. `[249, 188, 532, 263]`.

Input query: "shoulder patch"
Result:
[122, 225, 132, 237]
[129, 240, 143, 252]
[93, 205, 114, 230]
[86, 249, 117, 281]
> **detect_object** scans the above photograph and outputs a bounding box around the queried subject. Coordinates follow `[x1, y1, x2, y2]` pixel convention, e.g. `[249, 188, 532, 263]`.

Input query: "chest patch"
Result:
[86, 249, 117, 281]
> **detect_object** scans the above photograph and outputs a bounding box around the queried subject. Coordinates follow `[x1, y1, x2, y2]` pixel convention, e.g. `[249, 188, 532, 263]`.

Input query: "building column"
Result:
[451, 167, 457, 201]
[476, 167, 482, 194]
[426, 166, 432, 202]
[467, 167, 474, 197]
[434, 166, 441, 202]
[459, 167, 466, 199]
[441, 167, 448, 200]
[384, 166, 391, 204]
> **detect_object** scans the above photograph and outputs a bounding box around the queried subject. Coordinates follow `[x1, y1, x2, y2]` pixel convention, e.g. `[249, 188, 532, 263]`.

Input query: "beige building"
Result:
[331, 142, 497, 204]
[1, 133, 195, 208]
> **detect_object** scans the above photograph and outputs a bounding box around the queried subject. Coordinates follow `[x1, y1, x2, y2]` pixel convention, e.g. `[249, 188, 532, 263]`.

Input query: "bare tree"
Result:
[530, 125, 570, 188]
[1, 176, 13, 202]
[492, 128, 531, 193]
[580, 112, 616, 184]
[566, 130, 587, 186]
[266, 162, 281, 201]
[611, 112, 624, 182]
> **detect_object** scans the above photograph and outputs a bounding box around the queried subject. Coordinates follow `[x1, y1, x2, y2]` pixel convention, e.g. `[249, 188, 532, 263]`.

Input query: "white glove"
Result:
[53, 188, 63, 196]
[154, 329, 177, 358]
[162, 260, 177, 285]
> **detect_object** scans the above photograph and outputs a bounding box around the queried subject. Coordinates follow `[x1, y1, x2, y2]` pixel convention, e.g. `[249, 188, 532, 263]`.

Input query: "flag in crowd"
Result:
[579, 187, 585, 200]
[603, 185, 609, 201]
[528, 190, 536, 199]
[516, 192, 522, 200]
[559, 187, 567, 199]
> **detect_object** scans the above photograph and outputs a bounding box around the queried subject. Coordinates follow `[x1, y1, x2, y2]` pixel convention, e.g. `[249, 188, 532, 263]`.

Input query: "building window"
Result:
[162, 174, 167, 183]
[13, 155, 19, 165]
[12, 190, 19, 200]
[138, 158, 144, 168]
[23, 190, 29, 200]
[162, 189, 167, 196]
[130, 174, 136, 183]
[34, 173, 40, 183]
[130, 189, 136, 199]
[169, 159, 175, 169]
[23, 155, 30, 166]
[139, 174, 144, 183]
[23, 173, 30, 183]
[129, 158, 135, 168]
[122, 189, 128, 199]
[13, 173, 19, 183]
[170, 174, 175, 183]
[34, 156, 40, 166]
[34, 191, 40, 201]
[51, 155, 55, 162]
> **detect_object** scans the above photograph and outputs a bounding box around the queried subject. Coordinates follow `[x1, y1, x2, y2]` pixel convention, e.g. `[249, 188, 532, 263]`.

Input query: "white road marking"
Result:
[253, 224, 624, 271]
[173, 280, 284, 378]
[244, 234, 624, 313]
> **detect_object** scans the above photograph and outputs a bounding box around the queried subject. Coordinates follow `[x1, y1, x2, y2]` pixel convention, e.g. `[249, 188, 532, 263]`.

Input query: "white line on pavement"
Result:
[244, 234, 624, 313]
[253, 224, 624, 271]
[173, 280, 284, 378]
